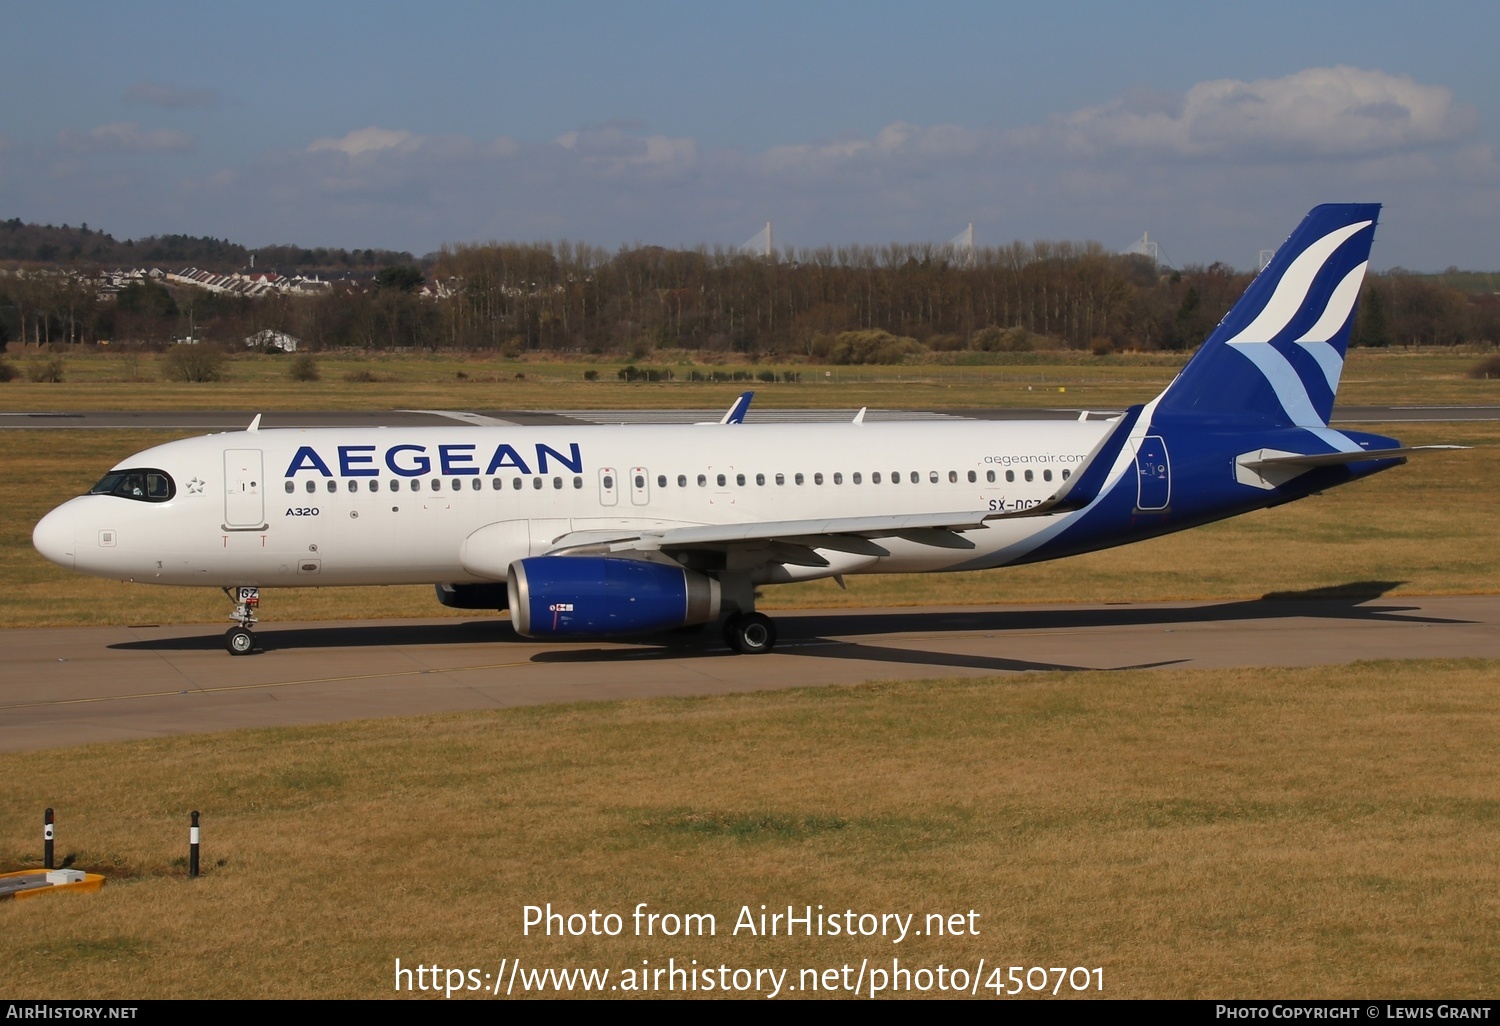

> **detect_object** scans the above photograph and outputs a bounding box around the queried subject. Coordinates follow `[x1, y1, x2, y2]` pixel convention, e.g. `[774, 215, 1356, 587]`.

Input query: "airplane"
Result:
[32, 204, 1459, 656]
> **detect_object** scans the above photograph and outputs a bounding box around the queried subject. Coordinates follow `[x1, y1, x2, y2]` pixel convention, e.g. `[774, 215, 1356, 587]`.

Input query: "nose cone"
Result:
[33, 504, 77, 570]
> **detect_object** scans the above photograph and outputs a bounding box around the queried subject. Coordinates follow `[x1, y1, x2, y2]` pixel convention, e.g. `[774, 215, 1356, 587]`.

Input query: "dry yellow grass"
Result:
[0, 347, 1495, 412]
[1, 659, 1496, 998]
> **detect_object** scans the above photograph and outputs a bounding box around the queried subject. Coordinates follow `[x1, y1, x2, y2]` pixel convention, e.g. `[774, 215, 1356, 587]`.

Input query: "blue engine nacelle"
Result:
[506, 556, 722, 638]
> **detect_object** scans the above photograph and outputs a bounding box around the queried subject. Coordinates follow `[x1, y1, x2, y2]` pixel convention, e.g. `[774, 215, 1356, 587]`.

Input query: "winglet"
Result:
[720, 392, 754, 425]
[247, 414, 262, 432]
[985, 404, 1144, 520]
[853, 407, 867, 425]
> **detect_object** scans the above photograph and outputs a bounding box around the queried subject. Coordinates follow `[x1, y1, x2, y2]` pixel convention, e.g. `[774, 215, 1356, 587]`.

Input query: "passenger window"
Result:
[391, 480, 401, 492]
[852, 472, 862, 484]
[492, 478, 502, 490]
[430, 478, 440, 491]
[533, 478, 543, 490]
[814, 473, 823, 485]
[968, 470, 976, 483]
[872, 472, 881, 484]
[1024, 470, 1034, 482]
[794, 473, 804, 485]
[472, 479, 482, 491]
[306, 480, 316, 494]
[410, 480, 420, 491]
[1005, 470, 1014, 483]
[347, 480, 358, 493]
[987, 470, 996, 483]
[574, 477, 583, 489]
[698, 474, 707, 487]
[635, 475, 645, 489]
[833, 472, 842, 485]
[929, 471, 939, 483]
[513, 478, 523, 490]
[1062, 469, 1071, 480]
[657, 475, 666, 488]
[890, 472, 899, 485]
[910, 472, 919, 484]
[1043, 470, 1053, 482]
[948, 471, 957, 483]
[716, 474, 726, 487]
[451, 479, 462, 491]
[602, 475, 614, 489]
[775, 473, 785, 485]
[736, 474, 745, 486]
[285, 481, 294, 494]
[553, 477, 562, 489]
[756, 473, 765, 486]
[677, 475, 687, 487]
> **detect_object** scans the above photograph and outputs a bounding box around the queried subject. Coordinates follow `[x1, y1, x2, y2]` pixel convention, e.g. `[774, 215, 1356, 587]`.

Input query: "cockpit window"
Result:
[89, 468, 176, 502]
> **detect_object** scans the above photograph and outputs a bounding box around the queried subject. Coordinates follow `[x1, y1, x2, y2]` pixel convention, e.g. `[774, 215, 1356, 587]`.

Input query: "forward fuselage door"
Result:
[224, 449, 266, 527]
[1133, 435, 1171, 511]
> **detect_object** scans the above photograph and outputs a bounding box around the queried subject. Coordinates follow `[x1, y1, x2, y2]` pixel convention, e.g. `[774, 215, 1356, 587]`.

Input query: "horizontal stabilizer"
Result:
[1240, 444, 1468, 470]
[1234, 443, 1467, 490]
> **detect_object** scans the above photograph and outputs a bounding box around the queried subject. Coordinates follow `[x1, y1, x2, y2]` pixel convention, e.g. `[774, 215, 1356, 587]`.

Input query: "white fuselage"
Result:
[34, 420, 1109, 589]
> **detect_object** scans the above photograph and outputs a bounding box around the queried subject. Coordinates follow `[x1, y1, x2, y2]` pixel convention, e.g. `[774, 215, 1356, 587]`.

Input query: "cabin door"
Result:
[1133, 435, 1171, 511]
[224, 449, 266, 527]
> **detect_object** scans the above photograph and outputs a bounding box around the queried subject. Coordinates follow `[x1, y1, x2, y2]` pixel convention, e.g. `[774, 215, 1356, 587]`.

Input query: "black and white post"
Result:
[44, 807, 54, 870]
[189, 810, 200, 879]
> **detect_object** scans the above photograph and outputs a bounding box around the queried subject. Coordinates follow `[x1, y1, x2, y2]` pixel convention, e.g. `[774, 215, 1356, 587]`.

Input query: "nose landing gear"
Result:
[224, 586, 260, 656]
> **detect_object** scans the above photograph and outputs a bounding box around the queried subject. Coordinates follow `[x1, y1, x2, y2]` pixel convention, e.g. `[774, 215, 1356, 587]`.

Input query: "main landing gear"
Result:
[224, 586, 259, 656]
[723, 611, 777, 654]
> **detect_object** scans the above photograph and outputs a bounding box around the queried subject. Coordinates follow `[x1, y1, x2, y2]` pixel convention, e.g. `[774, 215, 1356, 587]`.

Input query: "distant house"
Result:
[245, 329, 300, 353]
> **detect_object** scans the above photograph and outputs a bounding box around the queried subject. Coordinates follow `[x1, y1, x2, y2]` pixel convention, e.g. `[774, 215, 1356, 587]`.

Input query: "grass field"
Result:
[2, 349, 1496, 1000]
[0, 346, 1496, 411]
[1, 659, 1496, 998]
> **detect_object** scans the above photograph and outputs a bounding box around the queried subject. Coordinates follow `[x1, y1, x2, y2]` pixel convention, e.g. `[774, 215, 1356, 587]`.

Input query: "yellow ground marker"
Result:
[0, 868, 105, 901]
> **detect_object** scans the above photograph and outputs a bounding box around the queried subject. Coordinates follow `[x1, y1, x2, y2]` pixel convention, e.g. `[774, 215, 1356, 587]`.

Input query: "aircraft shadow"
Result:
[106, 581, 1470, 671]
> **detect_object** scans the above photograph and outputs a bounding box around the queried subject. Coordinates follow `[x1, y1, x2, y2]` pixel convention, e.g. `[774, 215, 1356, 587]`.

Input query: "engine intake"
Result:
[507, 556, 720, 638]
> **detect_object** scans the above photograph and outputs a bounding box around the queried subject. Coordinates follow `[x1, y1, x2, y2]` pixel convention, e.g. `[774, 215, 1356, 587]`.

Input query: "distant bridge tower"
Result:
[1124, 230, 1160, 264]
[741, 222, 773, 258]
[947, 223, 975, 267]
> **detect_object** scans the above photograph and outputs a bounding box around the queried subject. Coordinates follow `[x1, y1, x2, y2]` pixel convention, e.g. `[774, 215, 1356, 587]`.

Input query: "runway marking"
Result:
[0, 659, 536, 711]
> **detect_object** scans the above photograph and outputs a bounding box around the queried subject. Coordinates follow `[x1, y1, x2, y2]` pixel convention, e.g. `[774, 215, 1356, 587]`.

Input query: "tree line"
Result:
[0, 218, 414, 272]
[2, 235, 1496, 357]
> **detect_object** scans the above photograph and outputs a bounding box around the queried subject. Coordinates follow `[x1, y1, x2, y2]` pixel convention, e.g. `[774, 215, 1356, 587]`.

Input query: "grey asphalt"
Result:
[0, 405, 1496, 430]
[2, 593, 1495, 753]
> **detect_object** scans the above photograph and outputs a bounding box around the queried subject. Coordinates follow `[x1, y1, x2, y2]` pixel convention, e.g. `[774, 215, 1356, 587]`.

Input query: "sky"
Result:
[2, 1, 1497, 271]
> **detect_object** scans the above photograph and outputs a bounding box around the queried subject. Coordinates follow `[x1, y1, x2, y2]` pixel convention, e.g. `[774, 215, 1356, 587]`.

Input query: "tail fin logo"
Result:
[1224, 220, 1371, 426]
[1156, 204, 1379, 428]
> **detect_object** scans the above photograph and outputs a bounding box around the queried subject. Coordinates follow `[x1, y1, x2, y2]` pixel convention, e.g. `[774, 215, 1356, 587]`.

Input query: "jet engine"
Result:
[507, 556, 720, 638]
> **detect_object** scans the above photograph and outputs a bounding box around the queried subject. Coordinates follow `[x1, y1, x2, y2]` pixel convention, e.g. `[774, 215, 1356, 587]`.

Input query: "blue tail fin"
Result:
[1155, 203, 1380, 427]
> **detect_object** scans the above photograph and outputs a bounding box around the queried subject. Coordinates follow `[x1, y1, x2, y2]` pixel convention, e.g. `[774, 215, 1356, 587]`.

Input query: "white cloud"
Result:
[59, 122, 192, 153]
[1036, 66, 1475, 159]
[308, 127, 418, 157]
[124, 81, 219, 110]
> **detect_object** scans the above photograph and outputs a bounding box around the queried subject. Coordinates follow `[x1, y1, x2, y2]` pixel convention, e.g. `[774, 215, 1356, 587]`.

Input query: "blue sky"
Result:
[3, 1, 1497, 269]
